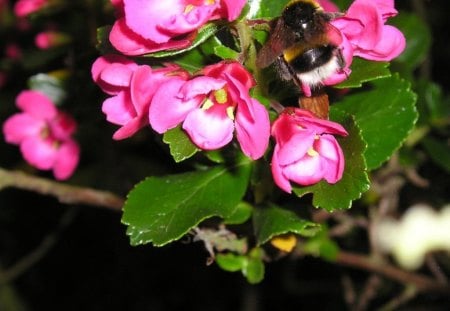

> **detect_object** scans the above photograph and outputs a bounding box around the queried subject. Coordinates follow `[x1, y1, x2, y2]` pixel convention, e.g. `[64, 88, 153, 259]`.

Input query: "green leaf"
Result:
[162, 126, 198, 163]
[224, 201, 253, 225]
[173, 48, 207, 73]
[334, 74, 418, 170]
[294, 114, 370, 211]
[243, 248, 265, 284]
[335, 58, 391, 89]
[216, 253, 246, 272]
[144, 23, 219, 58]
[302, 227, 339, 261]
[215, 249, 265, 284]
[122, 160, 252, 246]
[391, 13, 432, 72]
[247, 0, 289, 19]
[253, 204, 321, 245]
[422, 137, 450, 173]
[28, 73, 66, 106]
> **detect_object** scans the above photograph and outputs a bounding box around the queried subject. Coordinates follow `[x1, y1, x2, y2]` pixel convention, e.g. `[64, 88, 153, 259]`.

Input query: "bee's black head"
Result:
[282, 1, 317, 32]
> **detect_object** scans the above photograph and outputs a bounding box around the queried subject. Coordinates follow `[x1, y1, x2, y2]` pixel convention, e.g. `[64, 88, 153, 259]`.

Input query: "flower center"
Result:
[184, 0, 215, 14]
[214, 88, 228, 104]
[307, 147, 319, 157]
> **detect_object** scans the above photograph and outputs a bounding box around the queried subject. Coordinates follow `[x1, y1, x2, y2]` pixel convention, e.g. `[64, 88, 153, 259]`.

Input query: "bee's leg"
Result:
[275, 56, 293, 81]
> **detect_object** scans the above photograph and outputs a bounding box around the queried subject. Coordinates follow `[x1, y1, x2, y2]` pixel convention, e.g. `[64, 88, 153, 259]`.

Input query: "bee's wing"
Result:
[256, 18, 296, 68]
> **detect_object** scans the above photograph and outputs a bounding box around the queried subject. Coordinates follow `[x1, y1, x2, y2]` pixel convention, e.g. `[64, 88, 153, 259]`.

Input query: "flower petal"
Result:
[271, 145, 293, 193]
[3, 113, 43, 144]
[182, 105, 234, 150]
[53, 139, 80, 180]
[16, 90, 56, 120]
[235, 99, 270, 160]
[149, 78, 200, 133]
[20, 137, 56, 170]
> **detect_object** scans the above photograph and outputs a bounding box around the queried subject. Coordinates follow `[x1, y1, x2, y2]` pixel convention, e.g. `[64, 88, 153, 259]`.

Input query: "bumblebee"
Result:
[256, 0, 345, 94]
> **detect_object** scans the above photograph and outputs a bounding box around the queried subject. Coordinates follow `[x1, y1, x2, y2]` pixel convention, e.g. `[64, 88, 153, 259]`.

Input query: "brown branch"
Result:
[0, 168, 124, 211]
[336, 251, 450, 294]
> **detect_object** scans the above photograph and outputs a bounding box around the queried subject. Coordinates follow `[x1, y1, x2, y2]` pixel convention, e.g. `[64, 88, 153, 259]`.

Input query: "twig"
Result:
[425, 254, 448, 285]
[0, 168, 124, 211]
[378, 286, 418, 311]
[335, 251, 450, 293]
[354, 274, 382, 311]
[0, 208, 78, 285]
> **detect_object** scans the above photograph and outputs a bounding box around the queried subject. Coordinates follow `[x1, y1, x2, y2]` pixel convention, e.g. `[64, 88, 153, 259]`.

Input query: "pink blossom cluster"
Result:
[92, 56, 270, 160]
[89, 0, 406, 193]
[109, 0, 246, 55]
[2, 90, 80, 180]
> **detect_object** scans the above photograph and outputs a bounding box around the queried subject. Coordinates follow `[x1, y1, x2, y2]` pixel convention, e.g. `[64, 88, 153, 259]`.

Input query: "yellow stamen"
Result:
[205, 0, 215, 5]
[307, 147, 319, 157]
[226, 106, 235, 120]
[202, 98, 214, 110]
[214, 88, 228, 104]
[184, 4, 195, 14]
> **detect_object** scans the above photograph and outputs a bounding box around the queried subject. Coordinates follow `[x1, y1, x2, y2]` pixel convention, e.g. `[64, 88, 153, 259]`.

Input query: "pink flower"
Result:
[92, 54, 189, 140]
[2, 90, 80, 180]
[35, 31, 70, 49]
[14, 0, 48, 17]
[109, 0, 246, 55]
[271, 108, 348, 193]
[5, 43, 22, 60]
[331, 0, 405, 61]
[149, 61, 270, 160]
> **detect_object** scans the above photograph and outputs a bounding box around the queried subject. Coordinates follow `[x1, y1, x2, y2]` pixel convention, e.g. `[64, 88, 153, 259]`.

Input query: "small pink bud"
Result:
[35, 31, 70, 49]
[14, 0, 48, 17]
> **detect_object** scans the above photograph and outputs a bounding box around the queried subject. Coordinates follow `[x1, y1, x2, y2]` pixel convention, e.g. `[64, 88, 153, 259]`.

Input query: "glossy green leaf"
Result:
[335, 58, 391, 89]
[144, 23, 219, 58]
[253, 204, 321, 245]
[215, 248, 265, 284]
[224, 201, 253, 225]
[422, 137, 450, 173]
[162, 126, 198, 163]
[391, 13, 432, 72]
[216, 253, 246, 272]
[294, 114, 369, 211]
[247, 0, 289, 19]
[122, 159, 252, 246]
[334, 74, 418, 170]
[243, 248, 265, 284]
[173, 48, 207, 73]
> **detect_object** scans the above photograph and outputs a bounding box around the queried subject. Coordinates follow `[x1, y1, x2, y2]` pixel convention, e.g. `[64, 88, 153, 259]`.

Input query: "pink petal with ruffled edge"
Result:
[283, 155, 324, 186]
[149, 78, 199, 133]
[53, 140, 80, 180]
[123, 0, 184, 43]
[220, 0, 246, 21]
[354, 25, 405, 61]
[235, 99, 270, 160]
[161, 3, 219, 35]
[344, 0, 382, 50]
[317, 134, 345, 184]
[271, 145, 293, 193]
[21, 137, 57, 170]
[102, 91, 135, 126]
[275, 131, 316, 166]
[183, 105, 234, 150]
[109, 19, 191, 56]
[3, 114, 43, 144]
[16, 90, 56, 120]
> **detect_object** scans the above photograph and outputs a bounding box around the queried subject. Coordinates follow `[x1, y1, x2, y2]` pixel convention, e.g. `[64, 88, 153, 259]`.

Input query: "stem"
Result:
[0, 168, 124, 211]
[336, 251, 450, 293]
